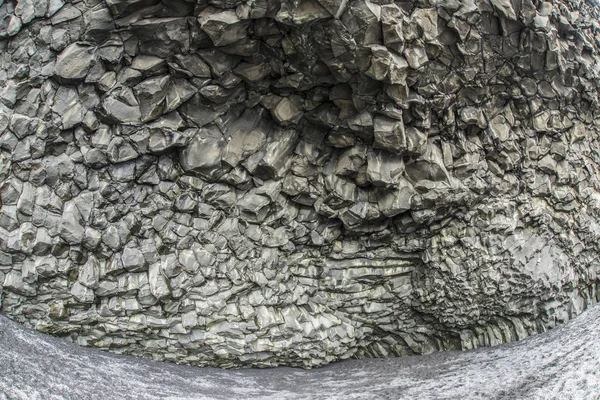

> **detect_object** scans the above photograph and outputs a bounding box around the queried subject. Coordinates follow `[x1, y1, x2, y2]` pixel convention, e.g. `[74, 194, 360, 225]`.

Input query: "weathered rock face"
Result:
[0, 0, 599, 368]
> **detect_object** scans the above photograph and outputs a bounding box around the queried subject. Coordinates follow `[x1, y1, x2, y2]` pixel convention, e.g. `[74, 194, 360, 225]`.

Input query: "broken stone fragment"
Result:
[276, 0, 331, 25]
[122, 247, 146, 272]
[366, 150, 404, 187]
[324, 174, 357, 209]
[96, 71, 117, 92]
[199, 84, 238, 104]
[335, 145, 367, 176]
[105, 0, 160, 17]
[239, 191, 272, 222]
[403, 46, 428, 69]
[15, 0, 37, 24]
[270, 97, 304, 126]
[83, 148, 108, 168]
[234, 62, 271, 83]
[347, 112, 374, 135]
[178, 249, 199, 274]
[134, 76, 171, 123]
[148, 128, 190, 153]
[3, 270, 36, 297]
[171, 54, 212, 79]
[411, 8, 438, 43]
[314, 0, 346, 17]
[78, 255, 99, 289]
[134, 76, 196, 123]
[54, 43, 95, 82]
[223, 108, 271, 167]
[405, 126, 428, 155]
[404, 144, 450, 184]
[538, 154, 557, 175]
[236, 0, 269, 19]
[373, 115, 406, 154]
[16, 182, 35, 216]
[197, 49, 242, 79]
[199, 8, 251, 47]
[107, 137, 138, 163]
[132, 17, 191, 57]
[377, 177, 415, 217]
[71, 281, 95, 303]
[247, 128, 299, 180]
[32, 230, 53, 256]
[460, 106, 487, 128]
[21, 259, 38, 284]
[179, 126, 225, 180]
[97, 39, 123, 64]
[381, 4, 404, 52]
[487, 115, 511, 142]
[52, 86, 85, 129]
[340, 0, 381, 40]
[490, 0, 517, 20]
[59, 201, 85, 244]
[366, 45, 408, 85]
[131, 56, 168, 77]
[35, 255, 59, 278]
[149, 261, 170, 300]
[100, 88, 142, 124]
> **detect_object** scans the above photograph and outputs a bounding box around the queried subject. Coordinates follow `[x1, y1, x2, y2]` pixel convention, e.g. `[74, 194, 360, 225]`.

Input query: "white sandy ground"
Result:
[0, 306, 599, 400]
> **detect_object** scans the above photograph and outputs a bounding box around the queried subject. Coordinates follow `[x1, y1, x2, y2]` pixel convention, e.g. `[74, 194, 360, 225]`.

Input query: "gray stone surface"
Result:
[0, 0, 600, 369]
[0, 305, 599, 399]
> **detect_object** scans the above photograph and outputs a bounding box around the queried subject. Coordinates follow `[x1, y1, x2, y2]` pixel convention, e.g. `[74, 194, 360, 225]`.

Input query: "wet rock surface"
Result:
[1, 0, 600, 368]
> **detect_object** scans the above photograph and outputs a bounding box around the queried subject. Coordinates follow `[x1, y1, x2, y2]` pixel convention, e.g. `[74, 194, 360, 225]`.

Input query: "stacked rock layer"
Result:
[1, 0, 600, 368]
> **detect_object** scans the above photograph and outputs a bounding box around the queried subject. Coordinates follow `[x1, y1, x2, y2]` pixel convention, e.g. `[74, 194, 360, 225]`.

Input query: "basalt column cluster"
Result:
[1, 0, 600, 368]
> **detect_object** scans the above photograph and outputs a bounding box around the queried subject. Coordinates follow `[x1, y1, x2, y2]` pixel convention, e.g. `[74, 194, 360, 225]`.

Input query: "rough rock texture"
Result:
[1, 305, 599, 399]
[1, 0, 600, 368]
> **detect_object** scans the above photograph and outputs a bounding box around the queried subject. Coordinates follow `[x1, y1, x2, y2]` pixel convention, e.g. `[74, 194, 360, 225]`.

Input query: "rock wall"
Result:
[1, 0, 600, 368]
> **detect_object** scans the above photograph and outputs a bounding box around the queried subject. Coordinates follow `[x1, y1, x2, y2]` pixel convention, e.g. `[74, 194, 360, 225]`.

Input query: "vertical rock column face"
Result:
[0, 0, 600, 368]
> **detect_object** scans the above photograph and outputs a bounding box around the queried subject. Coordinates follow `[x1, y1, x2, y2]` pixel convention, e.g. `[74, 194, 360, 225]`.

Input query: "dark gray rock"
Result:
[100, 88, 142, 124]
[373, 115, 406, 154]
[179, 126, 225, 179]
[199, 8, 251, 47]
[1, 0, 600, 371]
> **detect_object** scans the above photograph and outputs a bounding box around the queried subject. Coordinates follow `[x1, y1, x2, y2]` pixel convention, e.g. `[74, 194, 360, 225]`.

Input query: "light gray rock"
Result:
[107, 138, 138, 163]
[3, 271, 36, 297]
[148, 261, 170, 300]
[54, 43, 95, 82]
[78, 255, 99, 289]
[59, 201, 85, 245]
[270, 97, 304, 126]
[21, 260, 38, 284]
[71, 281, 95, 303]
[490, 0, 517, 20]
[16, 182, 35, 216]
[239, 191, 271, 222]
[122, 247, 146, 272]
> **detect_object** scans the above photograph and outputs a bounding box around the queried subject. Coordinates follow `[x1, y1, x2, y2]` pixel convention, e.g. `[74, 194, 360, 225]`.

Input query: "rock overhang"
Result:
[0, 0, 599, 368]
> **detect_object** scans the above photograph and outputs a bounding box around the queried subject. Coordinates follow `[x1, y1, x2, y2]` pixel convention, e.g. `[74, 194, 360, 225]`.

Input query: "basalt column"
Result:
[0, 0, 600, 368]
